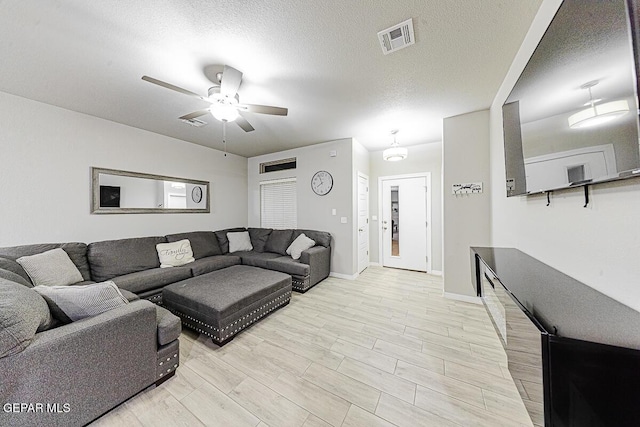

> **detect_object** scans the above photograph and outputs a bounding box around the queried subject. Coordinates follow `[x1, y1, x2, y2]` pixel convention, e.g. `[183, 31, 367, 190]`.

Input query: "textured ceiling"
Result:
[0, 0, 542, 157]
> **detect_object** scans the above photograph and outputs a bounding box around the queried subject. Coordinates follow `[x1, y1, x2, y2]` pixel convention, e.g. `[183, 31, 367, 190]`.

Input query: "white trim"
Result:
[378, 172, 432, 272]
[444, 292, 482, 305]
[259, 176, 297, 185]
[430, 270, 443, 276]
[330, 271, 358, 280]
[369, 262, 382, 267]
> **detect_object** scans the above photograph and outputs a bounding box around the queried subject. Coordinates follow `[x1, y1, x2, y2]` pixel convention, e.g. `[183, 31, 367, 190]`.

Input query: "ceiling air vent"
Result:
[260, 157, 297, 174]
[180, 117, 207, 127]
[377, 18, 415, 55]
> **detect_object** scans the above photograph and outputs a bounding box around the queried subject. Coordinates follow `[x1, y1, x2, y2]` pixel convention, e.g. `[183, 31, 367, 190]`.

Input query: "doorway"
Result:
[357, 172, 370, 273]
[379, 174, 431, 272]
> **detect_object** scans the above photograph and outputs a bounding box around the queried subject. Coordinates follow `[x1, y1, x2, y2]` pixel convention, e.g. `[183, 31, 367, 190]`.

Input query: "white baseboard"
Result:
[443, 292, 482, 305]
[329, 272, 358, 280]
[369, 262, 382, 267]
[429, 270, 443, 276]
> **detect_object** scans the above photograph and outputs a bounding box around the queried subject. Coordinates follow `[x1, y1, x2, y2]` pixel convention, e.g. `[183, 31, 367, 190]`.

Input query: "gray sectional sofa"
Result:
[0, 227, 331, 426]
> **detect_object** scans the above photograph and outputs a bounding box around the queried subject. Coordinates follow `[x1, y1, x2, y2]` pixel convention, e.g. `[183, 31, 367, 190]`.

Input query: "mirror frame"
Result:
[91, 167, 210, 214]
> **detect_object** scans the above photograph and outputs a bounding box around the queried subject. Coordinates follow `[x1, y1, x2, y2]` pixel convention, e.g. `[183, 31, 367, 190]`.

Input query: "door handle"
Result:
[383, 227, 388, 230]
[358, 228, 364, 232]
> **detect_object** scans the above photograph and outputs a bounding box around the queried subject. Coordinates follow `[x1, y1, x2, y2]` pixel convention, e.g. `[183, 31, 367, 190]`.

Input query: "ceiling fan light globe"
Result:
[210, 104, 239, 122]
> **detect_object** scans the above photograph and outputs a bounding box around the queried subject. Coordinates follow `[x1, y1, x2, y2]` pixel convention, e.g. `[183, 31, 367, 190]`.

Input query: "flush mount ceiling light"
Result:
[568, 81, 629, 129]
[383, 130, 408, 161]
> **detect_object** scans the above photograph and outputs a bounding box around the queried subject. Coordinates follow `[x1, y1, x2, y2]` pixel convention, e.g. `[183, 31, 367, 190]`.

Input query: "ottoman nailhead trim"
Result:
[165, 291, 291, 343]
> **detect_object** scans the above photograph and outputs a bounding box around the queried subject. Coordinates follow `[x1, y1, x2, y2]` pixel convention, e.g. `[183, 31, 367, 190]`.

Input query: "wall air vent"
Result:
[260, 157, 297, 174]
[180, 117, 207, 127]
[377, 18, 415, 55]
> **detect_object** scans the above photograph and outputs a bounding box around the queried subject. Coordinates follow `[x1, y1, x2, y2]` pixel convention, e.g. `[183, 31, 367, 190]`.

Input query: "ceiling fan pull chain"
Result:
[223, 120, 227, 157]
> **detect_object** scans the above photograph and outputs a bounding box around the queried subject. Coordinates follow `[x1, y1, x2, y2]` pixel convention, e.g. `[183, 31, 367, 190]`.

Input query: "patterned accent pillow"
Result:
[33, 281, 129, 323]
[16, 248, 83, 287]
[228, 231, 253, 253]
[156, 239, 195, 268]
[286, 233, 316, 260]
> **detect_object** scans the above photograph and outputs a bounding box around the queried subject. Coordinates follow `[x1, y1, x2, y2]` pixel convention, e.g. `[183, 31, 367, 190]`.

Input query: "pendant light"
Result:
[383, 130, 408, 161]
[568, 81, 629, 129]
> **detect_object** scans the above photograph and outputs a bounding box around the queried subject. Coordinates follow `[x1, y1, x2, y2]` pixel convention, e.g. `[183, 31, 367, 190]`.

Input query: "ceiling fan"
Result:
[142, 65, 288, 133]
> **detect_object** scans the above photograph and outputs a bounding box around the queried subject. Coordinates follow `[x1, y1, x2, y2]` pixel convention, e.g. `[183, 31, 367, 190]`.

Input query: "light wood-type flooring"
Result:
[91, 266, 533, 427]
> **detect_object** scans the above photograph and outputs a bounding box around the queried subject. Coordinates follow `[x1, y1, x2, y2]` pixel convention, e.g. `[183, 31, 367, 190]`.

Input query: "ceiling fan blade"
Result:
[179, 110, 210, 120]
[238, 104, 288, 116]
[220, 65, 243, 96]
[142, 76, 205, 100]
[235, 114, 255, 132]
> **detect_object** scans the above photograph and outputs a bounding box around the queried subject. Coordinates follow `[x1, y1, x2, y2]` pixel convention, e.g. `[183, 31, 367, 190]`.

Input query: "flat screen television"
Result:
[503, 0, 640, 196]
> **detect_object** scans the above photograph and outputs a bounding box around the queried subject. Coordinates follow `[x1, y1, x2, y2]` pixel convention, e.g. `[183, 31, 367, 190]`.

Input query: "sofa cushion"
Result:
[17, 248, 84, 287]
[166, 231, 222, 258]
[266, 256, 311, 277]
[119, 288, 140, 302]
[214, 228, 247, 254]
[0, 278, 54, 358]
[0, 242, 92, 281]
[248, 228, 272, 253]
[156, 239, 195, 268]
[0, 268, 32, 287]
[286, 233, 316, 260]
[188, 255, 242, 276]
[293, 230, 331, 248]
[235, 251, 280, 268]
[112, 267, 192, 294]
[264, 229, 294, 255]
[34, 281, 129, 323]
[228, 231, 253, 253]
[0, 257, 32, 285]
[156, 306, 182, 346]
[88, 236, 167, 282]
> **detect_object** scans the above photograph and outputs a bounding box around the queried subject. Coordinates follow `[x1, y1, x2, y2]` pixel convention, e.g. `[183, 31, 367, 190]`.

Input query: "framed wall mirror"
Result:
[91, 167, 210, 214]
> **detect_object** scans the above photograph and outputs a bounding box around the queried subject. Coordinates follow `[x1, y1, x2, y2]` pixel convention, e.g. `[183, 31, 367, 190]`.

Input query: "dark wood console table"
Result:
[471, 247, 640, 427]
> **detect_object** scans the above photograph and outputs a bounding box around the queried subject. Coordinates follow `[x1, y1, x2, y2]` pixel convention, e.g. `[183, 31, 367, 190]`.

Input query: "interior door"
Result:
[357, 173, 369, 273]
[381, 177, 427, 271]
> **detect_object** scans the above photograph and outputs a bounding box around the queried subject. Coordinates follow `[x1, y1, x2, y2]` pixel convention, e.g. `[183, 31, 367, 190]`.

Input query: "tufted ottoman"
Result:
[162, 265, 292, 345]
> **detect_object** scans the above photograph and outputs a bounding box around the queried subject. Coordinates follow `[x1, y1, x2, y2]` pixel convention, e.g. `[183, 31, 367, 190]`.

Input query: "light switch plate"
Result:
[372, 215, 378, 221]
[340, 217, 347, 224]
[332, 208, 336, 215]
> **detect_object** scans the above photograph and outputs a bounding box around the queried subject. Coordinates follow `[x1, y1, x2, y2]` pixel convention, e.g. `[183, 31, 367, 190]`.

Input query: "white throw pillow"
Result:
[34, 281, 128, 322]
[227, 231, 253, 253]
[156, 239, 195, 268]
[286, 233, 316, 260]
[17, 248, 84, 287]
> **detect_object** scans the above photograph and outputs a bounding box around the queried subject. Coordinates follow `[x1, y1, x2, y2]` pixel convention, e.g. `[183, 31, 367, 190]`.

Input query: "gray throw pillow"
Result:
[0, 278, 54, 358]
[264, 229, 294, 255]
[0, 257, 32, 285]
[215, 228, 247, 254]
[248, 228, 272, 253]
[17, 248, 83, 287]
[0, 268, 32, 287]
[34, 281, 129, 323]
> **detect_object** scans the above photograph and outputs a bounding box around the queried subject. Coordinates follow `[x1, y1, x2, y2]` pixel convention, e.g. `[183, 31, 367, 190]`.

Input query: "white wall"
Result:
[369, 143, 443, 272]
[443, 111, 491, 297]
[248, 139, 356, 277]
[490, 0, 640, 312]
[0, 91, 248, 246]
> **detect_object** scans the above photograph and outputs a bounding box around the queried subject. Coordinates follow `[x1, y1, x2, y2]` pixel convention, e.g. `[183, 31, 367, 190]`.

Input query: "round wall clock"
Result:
[311, 171, 333, 196]
[191, 186, 203, 203]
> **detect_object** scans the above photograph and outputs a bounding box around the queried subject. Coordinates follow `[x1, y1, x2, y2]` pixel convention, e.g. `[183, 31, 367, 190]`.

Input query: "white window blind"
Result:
[260, 178, 297, 229]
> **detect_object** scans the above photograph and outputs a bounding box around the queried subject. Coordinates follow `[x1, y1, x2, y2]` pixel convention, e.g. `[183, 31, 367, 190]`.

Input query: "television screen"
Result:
[503, 0, 640, 196]
[100, 185, 120, 208]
